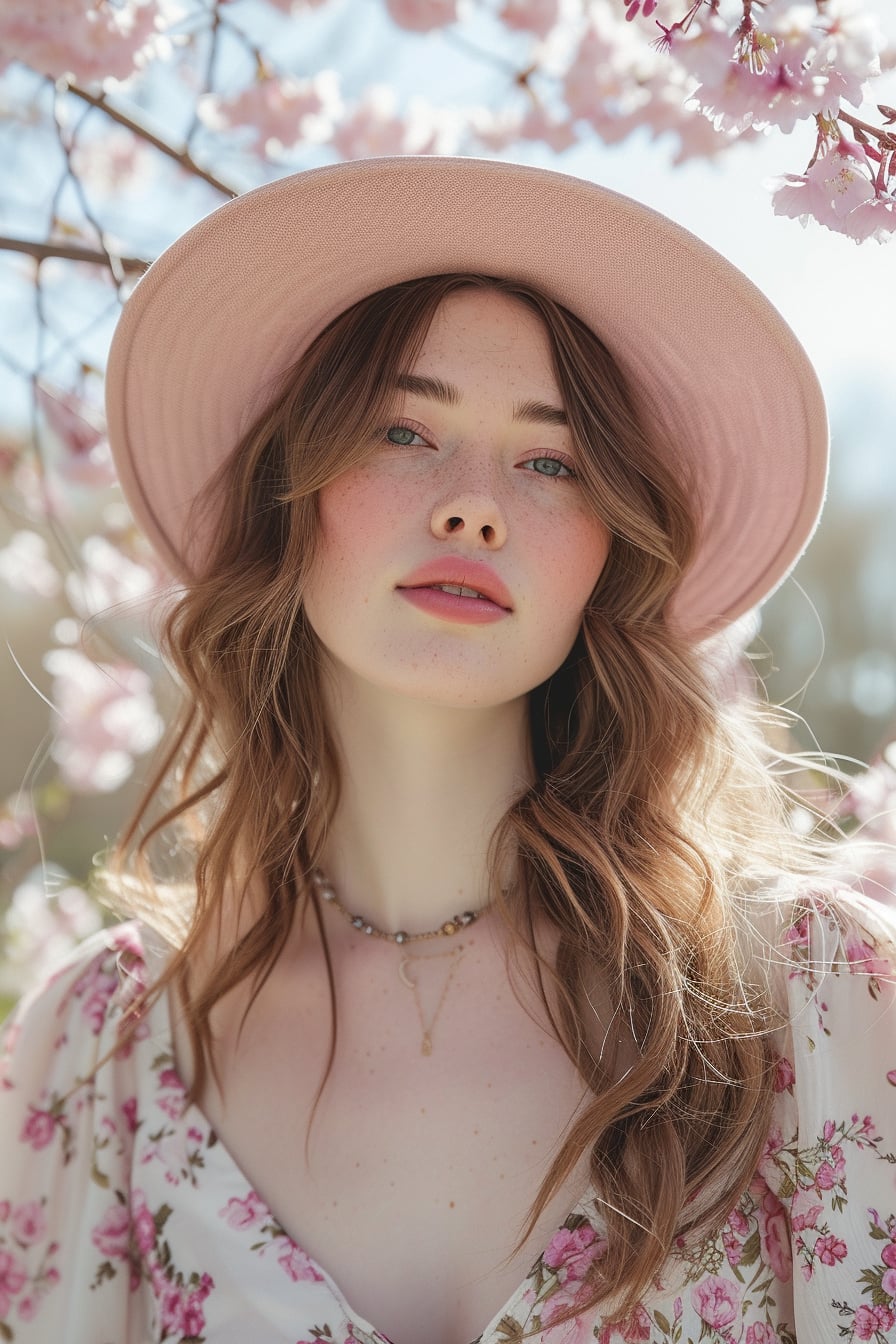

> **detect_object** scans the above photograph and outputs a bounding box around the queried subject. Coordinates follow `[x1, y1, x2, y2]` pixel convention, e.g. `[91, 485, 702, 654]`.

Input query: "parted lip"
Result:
[397, 557, 514, 611]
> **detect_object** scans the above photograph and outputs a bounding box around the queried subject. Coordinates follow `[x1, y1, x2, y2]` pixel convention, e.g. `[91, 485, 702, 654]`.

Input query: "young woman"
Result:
[1, 156, 894, 1344]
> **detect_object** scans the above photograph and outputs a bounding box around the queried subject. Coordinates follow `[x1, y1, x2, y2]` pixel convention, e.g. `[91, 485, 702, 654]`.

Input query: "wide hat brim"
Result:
[105, 154, 829, 639]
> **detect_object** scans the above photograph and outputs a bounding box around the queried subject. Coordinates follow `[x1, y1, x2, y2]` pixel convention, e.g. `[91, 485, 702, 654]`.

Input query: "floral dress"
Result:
[1, 887, 895, 1344]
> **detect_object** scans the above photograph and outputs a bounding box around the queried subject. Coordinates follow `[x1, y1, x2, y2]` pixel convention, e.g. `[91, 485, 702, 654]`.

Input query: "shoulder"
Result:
[1, 921, 164, 1103]
[0, 924, 169, 1337]
[773, 883, 896, 1014]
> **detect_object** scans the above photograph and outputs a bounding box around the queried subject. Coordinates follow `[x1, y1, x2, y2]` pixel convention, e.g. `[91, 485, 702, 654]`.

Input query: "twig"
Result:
[0, 235, 149, 276]
[839, 110, 896, 152]
[64, 81, 239, 199]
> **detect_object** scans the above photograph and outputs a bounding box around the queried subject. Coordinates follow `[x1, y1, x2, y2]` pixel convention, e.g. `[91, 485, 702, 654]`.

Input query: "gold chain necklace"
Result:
[309, 867, 491, 1055]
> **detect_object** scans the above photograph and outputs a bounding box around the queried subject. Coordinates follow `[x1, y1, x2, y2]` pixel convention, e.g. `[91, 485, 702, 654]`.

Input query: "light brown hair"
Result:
[97, 272, 821, 1329]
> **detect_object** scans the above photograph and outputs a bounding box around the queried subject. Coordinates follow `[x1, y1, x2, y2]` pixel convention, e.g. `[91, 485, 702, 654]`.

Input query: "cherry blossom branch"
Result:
[63, 81, 238, 199]
[839, 110, 896, 152]
[0, 236, 149, 277]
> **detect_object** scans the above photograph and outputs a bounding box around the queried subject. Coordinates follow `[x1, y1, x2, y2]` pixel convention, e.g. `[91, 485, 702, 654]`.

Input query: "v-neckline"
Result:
[150, 943, 600, 1344]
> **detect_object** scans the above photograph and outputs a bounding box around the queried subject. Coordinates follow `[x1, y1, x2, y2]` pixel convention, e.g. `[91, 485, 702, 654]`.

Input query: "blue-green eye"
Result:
[385, 425, 420, 445]
[525, 455, 576, 479]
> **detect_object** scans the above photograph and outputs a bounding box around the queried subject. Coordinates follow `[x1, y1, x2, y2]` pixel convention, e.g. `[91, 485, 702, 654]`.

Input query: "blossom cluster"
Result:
[0, 0, 893, 235]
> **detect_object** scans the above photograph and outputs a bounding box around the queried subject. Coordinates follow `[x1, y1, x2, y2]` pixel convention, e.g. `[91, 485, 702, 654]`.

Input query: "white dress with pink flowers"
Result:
[1, 887, 895, 1344]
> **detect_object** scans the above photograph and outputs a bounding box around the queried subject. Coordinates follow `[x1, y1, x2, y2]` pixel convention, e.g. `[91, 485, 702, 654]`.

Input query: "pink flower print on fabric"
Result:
[276, 1243, 325, 1284]
[0, 1248, 27, 1317]
[845, 935, 893, 978]
[745, 1325, 778, 1344]
[91, 1203, 132, 1261]
[853, 1304, 896, 1339]
[752, 1177, 793, 1283]
[691, 1274, 741, 1331]
[596, 1304, 652, 1343]
[158, 1275, 213, 1340]
[9, 1202, 46, 1248]
[542, 1222, 608, 1282]
[813, 1233, 848, 1267]
[773, 1055, 795, 1093]
[19, 1108, 56, 1151]
[74, 961, 120, 1035]
[539, 1278, 604, 1343]
[220, 1191, 268, 1232]
[131, 1190, 158, 1258]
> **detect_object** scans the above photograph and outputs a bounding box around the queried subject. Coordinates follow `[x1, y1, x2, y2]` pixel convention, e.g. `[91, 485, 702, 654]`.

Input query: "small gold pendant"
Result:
[421, 1032, 432, 1056]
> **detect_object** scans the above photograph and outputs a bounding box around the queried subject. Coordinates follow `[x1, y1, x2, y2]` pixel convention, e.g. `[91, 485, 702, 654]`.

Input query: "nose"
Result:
[430, 464, 508, 547]
[430, 495, 508, 547]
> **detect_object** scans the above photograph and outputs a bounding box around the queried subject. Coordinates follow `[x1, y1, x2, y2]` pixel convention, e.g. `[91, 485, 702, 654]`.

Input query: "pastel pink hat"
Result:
[105, 155, 829, 639]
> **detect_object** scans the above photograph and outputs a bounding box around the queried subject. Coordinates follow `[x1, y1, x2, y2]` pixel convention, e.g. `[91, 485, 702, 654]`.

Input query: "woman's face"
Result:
[302, 287, 611, 709]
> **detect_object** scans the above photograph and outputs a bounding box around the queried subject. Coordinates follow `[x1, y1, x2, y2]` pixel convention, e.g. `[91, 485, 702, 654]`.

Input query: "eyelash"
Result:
[382, 420, 578, 481]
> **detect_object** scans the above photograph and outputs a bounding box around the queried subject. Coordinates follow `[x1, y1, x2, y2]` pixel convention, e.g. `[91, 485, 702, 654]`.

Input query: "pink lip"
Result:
[396, 557, 514, 611]
[398, 586, 510, 624]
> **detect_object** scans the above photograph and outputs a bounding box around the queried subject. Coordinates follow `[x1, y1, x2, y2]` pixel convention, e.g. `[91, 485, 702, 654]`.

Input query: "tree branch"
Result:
[0, 235, 150, 276]
[64, 81, 239, 200]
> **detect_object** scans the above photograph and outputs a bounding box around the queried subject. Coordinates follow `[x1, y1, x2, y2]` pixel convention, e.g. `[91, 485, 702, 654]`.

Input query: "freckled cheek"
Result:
[315, 472, 410, 595]
[529, 519, 611, 617]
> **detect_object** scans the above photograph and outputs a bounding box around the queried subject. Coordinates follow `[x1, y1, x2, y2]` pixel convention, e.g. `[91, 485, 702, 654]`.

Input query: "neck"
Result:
[314, 672, 534, 940]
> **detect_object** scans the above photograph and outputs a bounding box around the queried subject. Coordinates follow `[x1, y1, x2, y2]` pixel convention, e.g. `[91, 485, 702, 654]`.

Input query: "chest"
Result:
[172, 928, 596, 1344]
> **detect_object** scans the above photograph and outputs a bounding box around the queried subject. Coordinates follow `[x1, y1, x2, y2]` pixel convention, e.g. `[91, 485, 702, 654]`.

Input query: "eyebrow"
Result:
[391, 373, 568, 427]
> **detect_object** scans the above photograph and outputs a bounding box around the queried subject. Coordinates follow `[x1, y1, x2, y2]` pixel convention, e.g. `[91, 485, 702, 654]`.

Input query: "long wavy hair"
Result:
[96, 271, 829, 1329]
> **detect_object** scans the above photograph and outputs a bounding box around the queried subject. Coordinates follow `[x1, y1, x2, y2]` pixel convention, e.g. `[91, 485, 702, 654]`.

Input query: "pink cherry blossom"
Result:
[69, 129, 154, 198]
[624, 0, 658, 19]
[384, 0, 457, 31]
[838, 196, 896, 243]
[499, 0, 561, 39]
[260, 0, 328, 12]
[691, 1273, 741, 1329]
[680, 0, 883, 135]
[42, 646, 163, 793]
[199, 71, 340, 154]
[881, 1267, 896, 1297]
[64, 533, 158, 621]
[0, 530, 62, 599]
[329, 87, 441, 159]
[0, 0, 159, 82]
[36, 385, 116, 489]
[882, 1242, 896, 1269]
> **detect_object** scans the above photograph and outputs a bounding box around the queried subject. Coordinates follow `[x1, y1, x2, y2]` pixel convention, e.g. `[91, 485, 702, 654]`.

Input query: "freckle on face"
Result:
[303, 288, 611, 708]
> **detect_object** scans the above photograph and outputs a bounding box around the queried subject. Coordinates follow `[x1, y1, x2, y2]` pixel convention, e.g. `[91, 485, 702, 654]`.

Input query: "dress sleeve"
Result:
[776, 888, 896, 1340]
[0, 924, 149, 1343]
